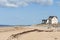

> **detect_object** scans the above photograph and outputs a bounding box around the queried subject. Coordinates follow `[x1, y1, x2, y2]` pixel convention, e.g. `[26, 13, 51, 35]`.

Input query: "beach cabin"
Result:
[42, 16, 58, 24]
[48, 16, 58, 24]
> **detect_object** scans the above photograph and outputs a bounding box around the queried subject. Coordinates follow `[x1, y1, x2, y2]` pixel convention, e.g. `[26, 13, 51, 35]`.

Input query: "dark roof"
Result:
[49, 16, 57, 18]
[42, 19, 47, 21]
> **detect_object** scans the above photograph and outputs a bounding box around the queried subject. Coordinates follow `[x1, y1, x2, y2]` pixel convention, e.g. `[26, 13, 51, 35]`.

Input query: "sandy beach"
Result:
[0, 26, 60, 40]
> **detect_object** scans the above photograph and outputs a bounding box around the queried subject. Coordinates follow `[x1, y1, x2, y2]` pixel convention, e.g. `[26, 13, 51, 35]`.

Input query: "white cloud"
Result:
[0, 0, 53, 7]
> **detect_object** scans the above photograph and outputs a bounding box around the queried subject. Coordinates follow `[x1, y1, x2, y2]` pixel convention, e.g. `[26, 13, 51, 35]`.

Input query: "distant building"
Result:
[48, 16, 58, 24]
[42, 16, 58, 24]
[42, 19, 48, 24]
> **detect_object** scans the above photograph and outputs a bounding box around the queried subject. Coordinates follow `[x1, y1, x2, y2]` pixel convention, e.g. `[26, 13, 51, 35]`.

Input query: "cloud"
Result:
[0, 0, 53, 7]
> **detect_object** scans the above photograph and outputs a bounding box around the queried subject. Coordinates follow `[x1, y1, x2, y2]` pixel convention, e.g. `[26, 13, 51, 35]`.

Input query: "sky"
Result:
[0, 0, 60, 25]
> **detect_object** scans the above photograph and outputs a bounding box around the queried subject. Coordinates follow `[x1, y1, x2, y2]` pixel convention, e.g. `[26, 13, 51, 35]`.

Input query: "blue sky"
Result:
[0, 0, 60, 25]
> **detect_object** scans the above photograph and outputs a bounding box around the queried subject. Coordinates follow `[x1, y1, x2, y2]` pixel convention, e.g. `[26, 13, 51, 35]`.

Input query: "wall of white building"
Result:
[51, 17, 58, 24]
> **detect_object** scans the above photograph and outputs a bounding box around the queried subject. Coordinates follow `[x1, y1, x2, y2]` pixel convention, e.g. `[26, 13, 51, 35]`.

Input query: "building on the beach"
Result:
[42, 19, 49, 24]
[42, 16, 58, 24]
